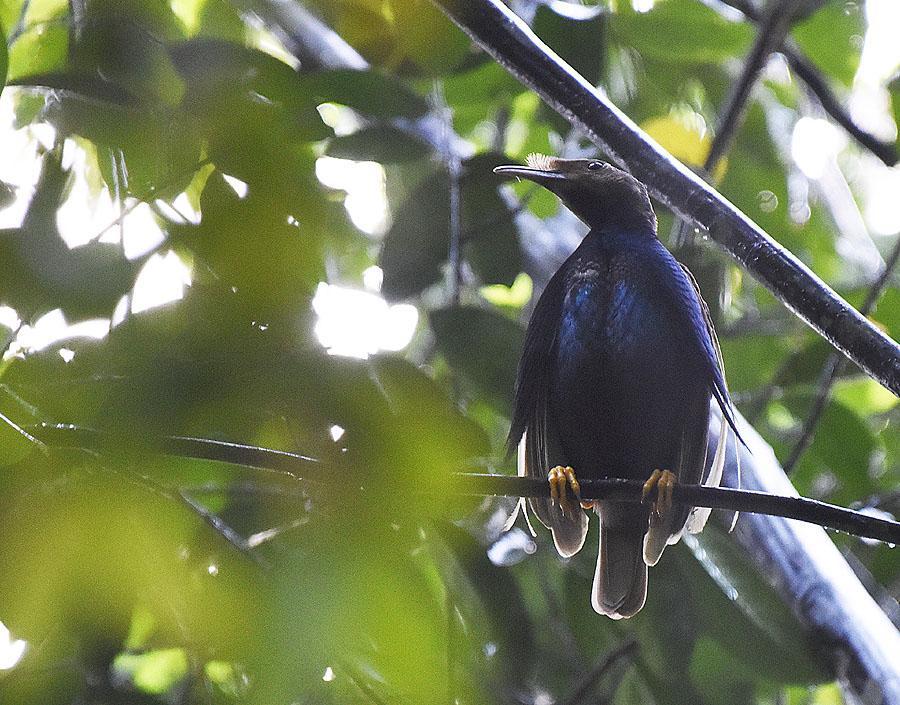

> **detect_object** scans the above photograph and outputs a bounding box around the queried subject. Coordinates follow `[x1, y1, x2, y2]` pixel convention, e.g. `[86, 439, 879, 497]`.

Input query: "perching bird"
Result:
[496, 154, 740, 619]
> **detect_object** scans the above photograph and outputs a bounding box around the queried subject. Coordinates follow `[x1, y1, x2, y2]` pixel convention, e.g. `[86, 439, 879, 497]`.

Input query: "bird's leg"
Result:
[642, 469, 677, 519]
[548, 465, 581, 516]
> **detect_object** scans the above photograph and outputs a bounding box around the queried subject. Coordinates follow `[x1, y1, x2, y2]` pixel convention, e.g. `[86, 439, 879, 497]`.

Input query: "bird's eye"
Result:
[587, 161, 605, 171]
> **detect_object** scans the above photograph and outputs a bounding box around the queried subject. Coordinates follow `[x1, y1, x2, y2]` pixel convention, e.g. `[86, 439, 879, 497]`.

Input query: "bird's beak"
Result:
[493, 165, 567, 185]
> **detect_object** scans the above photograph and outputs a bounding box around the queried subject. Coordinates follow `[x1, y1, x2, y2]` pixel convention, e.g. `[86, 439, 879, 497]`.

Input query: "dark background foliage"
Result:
[0, 0, 896, 703]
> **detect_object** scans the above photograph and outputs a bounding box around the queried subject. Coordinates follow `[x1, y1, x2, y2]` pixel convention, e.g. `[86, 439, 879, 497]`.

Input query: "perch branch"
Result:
[429, 0, 900, 395]
[31, 424, 900, 545]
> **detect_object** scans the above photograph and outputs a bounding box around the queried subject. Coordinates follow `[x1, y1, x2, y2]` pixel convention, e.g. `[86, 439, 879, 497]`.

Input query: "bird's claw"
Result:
[548, 465, 582, 517]
[642, 469, 677, 520]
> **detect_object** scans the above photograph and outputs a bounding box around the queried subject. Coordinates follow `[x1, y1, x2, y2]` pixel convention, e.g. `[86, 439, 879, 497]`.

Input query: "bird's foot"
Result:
[642, 469, 677, 520]
[548, 465, 582, 517]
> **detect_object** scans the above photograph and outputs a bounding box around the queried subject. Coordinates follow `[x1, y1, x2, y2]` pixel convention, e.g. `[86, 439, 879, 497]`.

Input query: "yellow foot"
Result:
[548, 465, 581, 516]
[642, 469, 677, 519]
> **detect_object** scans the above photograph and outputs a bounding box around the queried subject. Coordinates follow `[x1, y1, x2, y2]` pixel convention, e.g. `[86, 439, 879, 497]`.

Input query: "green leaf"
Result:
[298, 69, 429, 119]
[533, 2, 605, 85]
[326, 124, 431, 163]
[380, 153, 523, 300]
[610, 2, 752, 64]
[792, 2, 864, 88]
[387, 0, 472, 76]
[429, 305, 524, 414]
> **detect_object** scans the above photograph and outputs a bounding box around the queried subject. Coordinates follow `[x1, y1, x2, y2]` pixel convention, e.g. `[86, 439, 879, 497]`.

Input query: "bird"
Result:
[495, 154, 740, 619]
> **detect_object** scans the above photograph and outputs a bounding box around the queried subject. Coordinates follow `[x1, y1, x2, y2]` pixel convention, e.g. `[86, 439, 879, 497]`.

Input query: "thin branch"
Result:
[783, 234, 900, 472]
[30, 424, 900, 544]
[783, 47, 899, 167]
[431, 81, 464, 305]
[673, 0, 805, 246]
[718, 0, 899, 167]
[558, 639, 638, 705]
[429, 0, 900, 395]
[459, 475, 899, 544]
[707, 0, 806, 170]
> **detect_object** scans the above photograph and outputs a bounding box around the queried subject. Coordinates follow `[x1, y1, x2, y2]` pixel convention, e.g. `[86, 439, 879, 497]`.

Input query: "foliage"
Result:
[0, 0, 896, 704]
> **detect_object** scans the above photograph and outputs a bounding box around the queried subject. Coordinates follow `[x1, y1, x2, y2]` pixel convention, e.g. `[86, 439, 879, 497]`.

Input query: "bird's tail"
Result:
[591, 504, 647, 619]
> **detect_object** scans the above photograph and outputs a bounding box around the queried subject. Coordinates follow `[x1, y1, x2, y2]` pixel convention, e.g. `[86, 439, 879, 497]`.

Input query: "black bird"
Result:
[496, 155, 740, 618]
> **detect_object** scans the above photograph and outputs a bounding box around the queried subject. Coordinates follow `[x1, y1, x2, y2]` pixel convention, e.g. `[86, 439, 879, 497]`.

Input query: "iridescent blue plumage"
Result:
[496, 156, 739, 618]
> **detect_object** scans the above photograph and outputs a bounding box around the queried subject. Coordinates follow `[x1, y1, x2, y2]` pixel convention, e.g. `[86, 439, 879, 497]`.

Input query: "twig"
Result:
[558, 639, 638, 705]
[431, 81, 464, 305]
[29, 424, 900, 544]
[718, 0, 898, 167]
[783, 234, 900, 473]
[672, 0, 805, 246]
[707, 0, 806, 170]
[783, 47, 898, 167]
[429, 0, 900, 396]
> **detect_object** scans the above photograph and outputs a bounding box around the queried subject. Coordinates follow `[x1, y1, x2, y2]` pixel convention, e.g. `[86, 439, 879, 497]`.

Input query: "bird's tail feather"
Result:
[512, 433, 588, 557]
[592, 505, 647, 619]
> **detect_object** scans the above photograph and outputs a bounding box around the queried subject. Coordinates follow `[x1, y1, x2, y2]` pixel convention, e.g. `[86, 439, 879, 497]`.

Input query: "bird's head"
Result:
[494, 154, 656, 234]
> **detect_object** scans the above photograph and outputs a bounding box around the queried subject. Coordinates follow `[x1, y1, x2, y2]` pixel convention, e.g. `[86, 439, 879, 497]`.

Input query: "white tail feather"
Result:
[685, 412, 729, 534]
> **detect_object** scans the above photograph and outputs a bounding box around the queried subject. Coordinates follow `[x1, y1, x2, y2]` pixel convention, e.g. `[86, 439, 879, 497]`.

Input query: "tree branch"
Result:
[705, 0, 807, 170]
[30, 424, 900, 545]
[558, 639, 637, 705]
[719, 0, 899, 167]
[783, 233, 900, 473]
[430, 0, 900, 396]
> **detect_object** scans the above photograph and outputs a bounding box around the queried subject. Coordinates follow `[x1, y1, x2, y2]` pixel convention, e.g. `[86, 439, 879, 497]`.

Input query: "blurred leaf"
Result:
[784, 393, 879, 505]
[326, 124, 431, 162]
[480, 272, 533, 310]
[832, 378, 897, 416]
[0, 150, 142, 318]
[641, 113, 711, 169]
[0, 415, 35, 467]
[533, 2, 605, 85]
[113, 648, 188, 695]
[889, 74, 900, 134]
[0, 16, 7, 89]
[685, 531, 824, 684]
[298, 68, 430, 119]
[430, 305, 524, 413]
[387, 0, 471, 75]
[430, 521, 534, 682]
[792, 2, 864, 88]
[380, 153, 522, 300]
[72, 15, 186, 106]
[611, 2, 752, 64]
[8, 25, 68, 81]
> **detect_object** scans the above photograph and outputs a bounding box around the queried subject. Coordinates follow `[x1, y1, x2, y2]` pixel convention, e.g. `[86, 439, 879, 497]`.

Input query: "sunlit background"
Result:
[0, 0, 897, 368]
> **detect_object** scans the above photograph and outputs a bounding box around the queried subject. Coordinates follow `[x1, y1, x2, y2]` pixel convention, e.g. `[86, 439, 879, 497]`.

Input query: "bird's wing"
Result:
[642, 252, 739, 558]
[506, 266, 588, 557]
[648, 246, 741, 442]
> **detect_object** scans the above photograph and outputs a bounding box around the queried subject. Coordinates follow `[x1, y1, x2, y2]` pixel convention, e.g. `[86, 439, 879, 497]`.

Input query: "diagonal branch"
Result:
[719, 0, 899, 167]
[783, 233, 900, 473]
[430, 0, 900, 396]
[705, 0, 808, 170]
